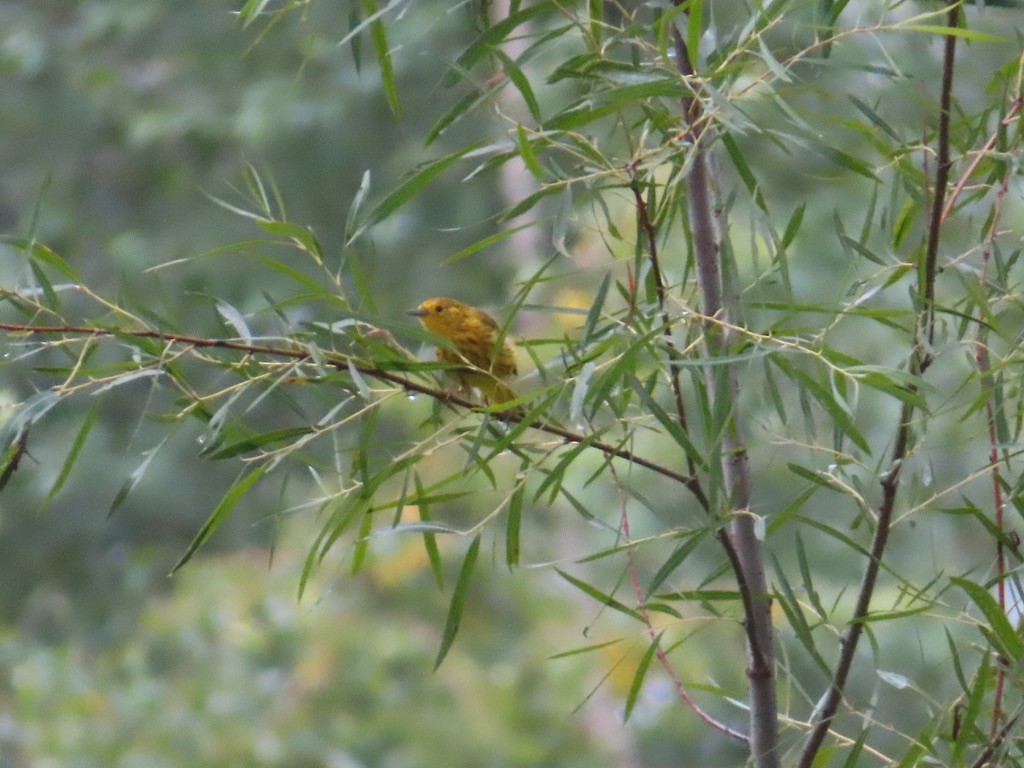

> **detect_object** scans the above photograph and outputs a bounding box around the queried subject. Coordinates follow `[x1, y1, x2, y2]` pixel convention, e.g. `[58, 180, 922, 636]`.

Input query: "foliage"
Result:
[2, 0, 1024, 766]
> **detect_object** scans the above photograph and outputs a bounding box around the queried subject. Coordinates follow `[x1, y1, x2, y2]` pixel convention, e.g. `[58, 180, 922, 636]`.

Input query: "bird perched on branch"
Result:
[409, 297, 518, 409]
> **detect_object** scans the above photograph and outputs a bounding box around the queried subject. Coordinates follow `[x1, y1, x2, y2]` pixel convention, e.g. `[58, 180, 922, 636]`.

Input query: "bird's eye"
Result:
[434, 306, 444, 313]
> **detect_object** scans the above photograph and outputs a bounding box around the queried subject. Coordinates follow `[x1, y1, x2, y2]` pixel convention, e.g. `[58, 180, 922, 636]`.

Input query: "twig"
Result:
[629, 173, 699, 481]
[798, 8, 963, 763]
[0, 321, 709, 507]
[796, 402, 912, 768]
[941, 98, 1023, 223]
[975, 157, 1014, 740]
[611, 462, 749, 744]
[969, 714, 1019, 768]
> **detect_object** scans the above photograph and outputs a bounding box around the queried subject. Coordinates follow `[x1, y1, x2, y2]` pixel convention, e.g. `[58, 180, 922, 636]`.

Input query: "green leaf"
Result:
[840, 731, 870, 768]
[506, 468, 526, 568]
[203, 426, 314, 460]
[623, 634, 660, 721]
[426, 88, 492, 146]
[848, 367, 928, 411]
[772, 552, 831, 677]
[350, 145, 479, 242]
[686, 0, 703, 70]
[110, 437, 170, 515]
[445, 4, 552, 87]
[807, 143, 879, 181]
[952, 576, 1024, 662]
[626, 374, 707, 471]
[351, 507, 374, 574]
[904, 24, 1006, 43]
[786, 463, 850, 495]
[781, 203, 806, 250]
[237, 0, 274, 27]
[847, 95, 901, 142]
[0, 428, 30, 494]
[361, 0, 400, 117]
[838, 233, 889, 266]
[435, 534, 482, 669]
[171, 466, 267, 574]
[29, 262, 59, 312]
[646, 529, 711, 596]
[25, 240, 81, 283]
[556, 569, 643, 621]
[414, 474, 444, 590]
[722, 132, 769, 212]
[258, 219, 322, 258]
[516, 124, 544, 181]
[494, 49, 541, 123]
[771, 356, 871, 453]
[548, 638, 623, 660]
[45, 399, 100, 503]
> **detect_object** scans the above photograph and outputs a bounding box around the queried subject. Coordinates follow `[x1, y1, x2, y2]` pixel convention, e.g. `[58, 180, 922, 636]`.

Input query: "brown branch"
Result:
[629, 174, 699, 480]
[797, 401, 911, 768]
[975, 156, 1014, 741]
[969, 714, 1019, 768]
[0, 321, 709, 508]
[921, 3, 961, 353]
[941, 98, 1023, 223]
[799, 8, 961, 764]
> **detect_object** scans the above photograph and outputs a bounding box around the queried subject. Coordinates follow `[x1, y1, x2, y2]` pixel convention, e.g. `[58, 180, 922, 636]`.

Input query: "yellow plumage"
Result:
[409, 297, 518, 407]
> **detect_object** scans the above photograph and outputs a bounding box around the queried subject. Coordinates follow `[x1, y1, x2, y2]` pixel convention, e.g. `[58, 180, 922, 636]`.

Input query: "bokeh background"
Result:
[1, 0, 1023, 766]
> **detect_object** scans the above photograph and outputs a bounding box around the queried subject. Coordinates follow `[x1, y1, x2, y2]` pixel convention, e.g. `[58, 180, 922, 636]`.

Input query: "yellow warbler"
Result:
[409, 297, 518, 407]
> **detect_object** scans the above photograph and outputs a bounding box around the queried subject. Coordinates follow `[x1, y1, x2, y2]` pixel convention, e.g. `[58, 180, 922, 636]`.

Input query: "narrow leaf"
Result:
[435, 534, 482, 669]
[46, 399, 100, 502]
[171, 467, 266, 574]
[556, 569, 643, 621]
[350, 146, 478, 241]
[623, 635, 660, 721]
[415, 473, 444, 590]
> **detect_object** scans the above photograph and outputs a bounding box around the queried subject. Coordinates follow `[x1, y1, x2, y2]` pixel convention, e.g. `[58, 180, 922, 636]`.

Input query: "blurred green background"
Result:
[1, 0, 1023, 765]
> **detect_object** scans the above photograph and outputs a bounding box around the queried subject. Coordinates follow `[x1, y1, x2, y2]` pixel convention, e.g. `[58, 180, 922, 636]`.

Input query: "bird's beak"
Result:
[407, 308, 428, 317]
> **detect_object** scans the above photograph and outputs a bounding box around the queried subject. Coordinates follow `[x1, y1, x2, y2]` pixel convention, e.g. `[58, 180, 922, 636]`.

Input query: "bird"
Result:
[408, 297, 518, 408]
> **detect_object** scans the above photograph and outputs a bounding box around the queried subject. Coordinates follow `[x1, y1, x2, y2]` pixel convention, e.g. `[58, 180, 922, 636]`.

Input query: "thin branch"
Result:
[798, 8, 962, 764]
[611, 462, 749, 744]
[0, 321, 709, 508]
[796, 401, 912, 768]
[629, 174, 699, 480]
[941, 98, 1023, 223]
[969, 713, 1020, 768]
[921, 2, 961, 352]
[975, 158, 1014, 741]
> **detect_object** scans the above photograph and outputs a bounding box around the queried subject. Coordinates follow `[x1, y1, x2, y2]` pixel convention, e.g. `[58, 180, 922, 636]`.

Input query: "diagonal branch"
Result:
[798, 6, 961, 765]
[0, 321, 709, 508]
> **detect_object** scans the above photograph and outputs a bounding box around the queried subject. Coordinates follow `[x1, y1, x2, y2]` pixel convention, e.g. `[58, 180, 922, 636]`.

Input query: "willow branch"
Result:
[796, 401, 911, 768]
[921, 2, 961, 352]
[797, 7, 962, 764]
[630, 175, 699, 480]
[0, 321, 708, 508]
[672, 14, 779, 768]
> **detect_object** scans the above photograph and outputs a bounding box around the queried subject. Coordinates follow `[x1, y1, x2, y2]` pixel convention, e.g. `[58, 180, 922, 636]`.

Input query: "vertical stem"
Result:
[799, 5, 961, 764]
[922, 3, 961, 351]
[671, 18, 780, 768]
